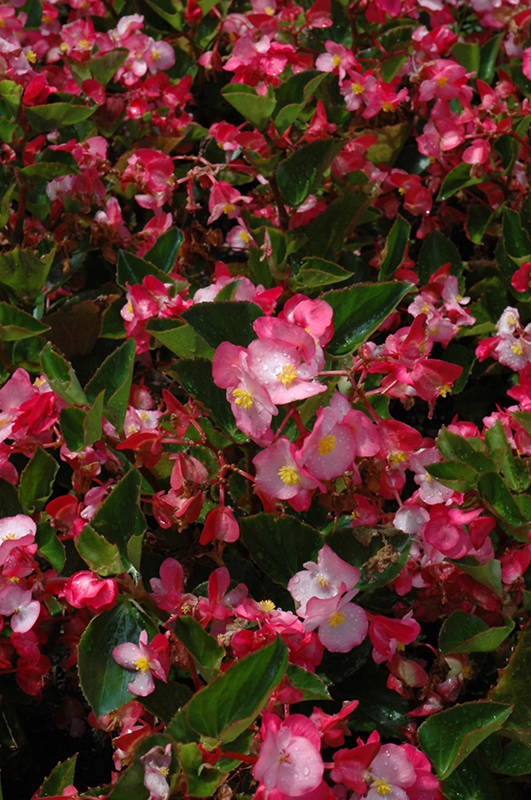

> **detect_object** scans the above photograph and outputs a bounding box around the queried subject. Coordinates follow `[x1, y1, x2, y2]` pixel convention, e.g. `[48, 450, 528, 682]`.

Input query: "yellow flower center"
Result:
[260, 599, 276, 612]
[318, 435, 336, 455]
[374, 777, 392, 795]
[224, 203, 235, 214]
[232, 388, 253, 409]
[317, 575, 328, 588]
[78, 39, 91, 50]
[265, 5, 275, 13]
[506, 314, 516, 327]
[135, 656, 150, 674]
[240, 231, 250, 243]
[329, 611, 346, 627]
[332, 54, 341, 67]
[1, 533, 16, 542]
[26, 50, 37, 64]
[278, 465, 300, 486]
[351, 82, 364, 95]
[512, 343, 524, 355]
[160, 766, 169, 777]
[389, 451, 408, 466]
[382, 102, 394, 113]
[276, 364, 297, 386]
[439, 384, 452, 398]
[437, 76, 448, 88]
[152, 49, 161, 61]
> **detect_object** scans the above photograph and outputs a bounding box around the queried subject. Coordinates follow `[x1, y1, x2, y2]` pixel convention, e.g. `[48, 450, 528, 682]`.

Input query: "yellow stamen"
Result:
[232, 388, 253, 409]
[260, 599, 276, 612]
[462, 665, 474, 680]
[318, 435, 336, 455]
[329, 611, 346, 627]
[152, 49, 161, 61]
[511, 343, 524, 355]
[352, 82, 364, 94]
[317, 575, 328, 588]
[78, 39, 91, 50]
[332, 54, 341, 67]
[439, 385, 452, 398]
[373, 777, 392, 795]
[382, 102, 394, 113]
[278, 465, 300, 486]
[135, 656, 150, 673]
[437, 76, 448, 88]
[389, 451, 408, 466]
[223, 203, 235, 214]
[26, 50, 37, 64]
[276, 364, 297, 386]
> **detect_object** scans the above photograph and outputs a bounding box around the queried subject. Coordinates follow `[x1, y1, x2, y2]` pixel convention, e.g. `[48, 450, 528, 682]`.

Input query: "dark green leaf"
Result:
[0, 247, 55, 298]
[0, 302, 49, 341]
[35, 755, 77, 798]
[418, 229, 462, 284]
[418, 701, 512, 780]
[240, 512, 322, 587]
[35, 521, 65, 573]
[273, 71, 326, 135]
[40, 343, 87, 405]
[141, 682, 193, 725]
[116, 250, 169, 288]
[378, 215, 410, 281]
[442, 750, 501, 800]
[181, 301, 262, 349]
[495, 741, 531, 775]
[25, 103, 96, 133]
[285, 664, 331, 702]
[323, 281, 412, 356]
[84, 339, 136, 431]
[451, 42, 480, 75]
[437, 163, 483, 202]
[503, 208, 531, 263]
[294, 258, 352, 290]
[490, 621, 531, 747]
[221, 84, 276, 132]
[439, 610, 514, 655]
[173, 616, 224, 673]
[89, 468, 146, 569]
[145, 228, 183, 273]
[75, 523, 125, 576]
[478, 34, 503, 83]
[89, 49, 129, 85]
[186, 638, 288, 743]
[78, 598, 159, 717]
[484, 419, 530, 492]
[276, 139, 344, 207]
[466, 205, 493, 245]
[18, 162, 79, 183]
[177, 741, 244, 797]
[60, 406, 87, 452]
[19, 446, 58, 514]
[146, 319, 214, 359]
[426, 461, 479, 493]
[437, 429, 494, 472]
[0, 478, 22, 517]
[451, 558, 503, 599]
[477, 472, 531, 528]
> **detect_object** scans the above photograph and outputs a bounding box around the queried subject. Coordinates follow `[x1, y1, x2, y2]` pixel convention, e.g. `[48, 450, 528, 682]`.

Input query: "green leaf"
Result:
[426, 461, 479, 493]
[181, 301, 263, 349]
[172, 358, 247, 442]
[437, 429, 494, 472]
[84, 339, 136, 431]
[145, 227, 183, 273]
[437, 163, 483, 202]
[442, 750, 501, 800]
[297, 183, 373, 259]
[18, 446, 58, 515]
[0, 247, 55, 298]
[240, 512, 322, 587]
[18, 161, 79, 183]
[0, 478, 22, 517]
[141, 682, 193, 725]
[0, 79, 22, 120]
[177, 740, 245, 797]
[146, 319, 215, 359]
[489, 621, 531, 746]
[273, 71, 327, 135]
[285, 664, 331, 702]
[75, 523, 125, 576]
[365, 122, 411, 166]
[378, 215, 410, 281]
[451, 558, 503, 599]
[78, 598, 159, 717]
[502, 208, 531, 263]
[439, 610, 514, 655]
[25, 102, 96, 132]
[323, 281, 412, 357]
[35, 521, 65, 573]
[418, 229, 462, 283]
[478, 34, 503, 83]
[89, 48, 129, 85]
[106, 734, 177, 800]
[60, 392, 104, 452]
[0, 302, 49, 341]
[294, 258, 352, 290]
[484, 419, 530, 492]
[40, 343, 87, 405]
[276, 139, 344, 207]
[89, 468, 146, 569]
[466, 204, 493, 245]
[186, 638, 288, 744]
[418, 701, 512, 780]
[221, 84, 276, 132]
[116, 249, 169, 288]
[477, 472, 531, 528]
[451, 42, 480, 75]
[173, 616, 224, 676]
[35, 755, 77, 798]
[495, 741, 531, 775]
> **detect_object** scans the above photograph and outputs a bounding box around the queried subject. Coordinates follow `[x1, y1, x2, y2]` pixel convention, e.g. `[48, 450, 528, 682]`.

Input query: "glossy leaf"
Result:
[116, 249, 169, 288]
[285, 665, 331, 702]
[495, 741, 531, 775]
[40, 343, 87, 405]
[418, 229, 462, 283]
[222, 84, 276, 132]
[276, 139, 344, 207]
[439, 610, 514, 655]
[78, 598, 159, 717]
[60, 391, 104, 452]
[489, 621, 531, 746]
[35, 521, 65, 574]
[502, 208, 531, 262]
[436, 163, 483, 202]
[35, 755, 77, 798]
[0, 247, 55, 298]
[19, 446, 58, 515]
[75, 523, 125, 576]
[186, 637, 288, 743]
[477, 472, 531, 528]
[141, 682, 193, 726]
[426, 461, 478, 493]
[89, 48, 129, 85]
[378, 215, 410, 281]
[273, 71, 327, 135]
[452, 558, 503, 599]
[173, 616, 224, 673]
[177, 740, 247, 797]
[442, 750, 501, 800]
[84, 339, 136, 431]
[25, 102, 96, 132]
[181, 301, 262, 349]
[418, 701, 512, 780]
[240, 512, 322, 587]
[294, 258, 352, 290]
[323, 281, 412, 356]
[88, 468, 146, 569]
[0, 303, 49, 341]
[466, 204, 493, 245]
[145, 227, 183, 273]
[146, 319, 215, 359]
[484, 419, 530, 492]
[437, 429, 494, 472]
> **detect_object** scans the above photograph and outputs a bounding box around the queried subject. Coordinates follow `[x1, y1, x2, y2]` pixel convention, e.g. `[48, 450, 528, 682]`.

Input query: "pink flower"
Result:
[113, 630, 170, 696]
[369, 612, 421, 664]
[62, 571, 118, 614]
[288, 544, 360, 617]
[303, 588, 368, 653]
[253, 714, 324, 797]
[253, 437, 324, 512]
[141, 743, 172, 800]
[200, 506, 240, 545]
[0, 583, 41, 633]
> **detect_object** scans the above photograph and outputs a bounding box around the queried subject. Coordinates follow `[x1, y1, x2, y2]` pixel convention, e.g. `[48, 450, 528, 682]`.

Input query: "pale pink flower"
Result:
[288, 544, 360, 617]
[141, 743, 172, 800]
[113, 630, 169, 696]
[253, 713, 324, 796]
[303, 588, 368, 652]
[0, 583, 40, 633]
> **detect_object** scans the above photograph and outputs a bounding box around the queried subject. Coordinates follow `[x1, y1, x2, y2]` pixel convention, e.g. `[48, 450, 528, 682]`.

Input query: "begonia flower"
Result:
[113, 630, 170, 696]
